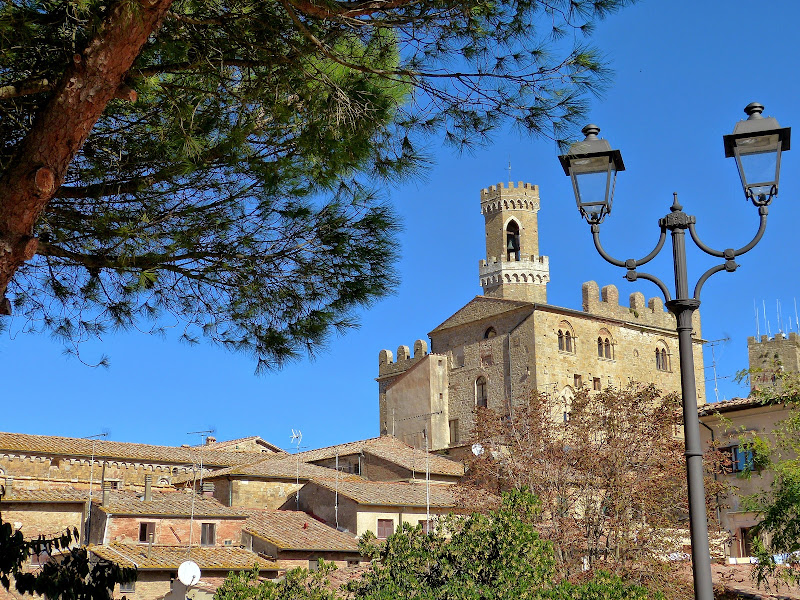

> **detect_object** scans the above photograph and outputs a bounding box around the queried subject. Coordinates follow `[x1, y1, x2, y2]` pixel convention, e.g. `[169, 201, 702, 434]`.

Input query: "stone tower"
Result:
[747, 332, 800, 394]
[478, 182, 549, 303]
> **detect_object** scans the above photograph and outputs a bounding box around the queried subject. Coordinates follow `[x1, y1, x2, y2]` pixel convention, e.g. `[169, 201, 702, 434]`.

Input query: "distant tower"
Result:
[478, 182, 549, 303]
[747, 332, 800, 394]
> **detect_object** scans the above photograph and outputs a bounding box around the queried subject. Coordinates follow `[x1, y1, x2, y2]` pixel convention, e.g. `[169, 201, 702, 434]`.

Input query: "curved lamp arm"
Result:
[590, 223, 668, 268]
[688, 205, 768, 259]
[625, 270, 672, 303]
[693, 262, 738, 301]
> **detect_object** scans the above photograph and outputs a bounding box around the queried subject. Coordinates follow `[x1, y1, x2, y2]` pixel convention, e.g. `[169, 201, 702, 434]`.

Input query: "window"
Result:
[348, 560, 360, 567]
[724, 445, 754, 474]
[201, 523, 216, 546]
[573, 374, 582, 389]
[593, 377, 601, 391]
[476, 377, 488, 408]
[505, 220, 521, 261]
[419, 520, 431, 534]
[377, 519, 394, 539]
[449, 419, 459, 444]
[309, 558, 322, 571]
[139, 521, 155, 543]
[107, 480, 120, 490]
[740, 527, 755, 557]
[597, 337, 604, 357]
[484, 327, 497, 339]
[558, 322, 575, 353]
[655, 343, 670, 371]
[604, 339, 611, 359]
[30, 550, 49, 566]
[120, 581, 135, 593]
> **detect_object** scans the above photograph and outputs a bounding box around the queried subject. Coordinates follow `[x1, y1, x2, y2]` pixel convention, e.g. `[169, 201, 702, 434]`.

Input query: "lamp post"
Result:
[558, 102, 790, 600]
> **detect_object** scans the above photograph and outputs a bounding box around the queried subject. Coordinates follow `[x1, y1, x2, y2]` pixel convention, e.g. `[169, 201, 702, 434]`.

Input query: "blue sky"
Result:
[3, 0, 800, 451]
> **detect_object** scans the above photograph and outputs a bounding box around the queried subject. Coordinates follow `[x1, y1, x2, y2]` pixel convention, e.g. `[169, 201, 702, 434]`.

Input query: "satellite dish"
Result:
[471, 443, 484, 457]
[177, 560, 201, 586]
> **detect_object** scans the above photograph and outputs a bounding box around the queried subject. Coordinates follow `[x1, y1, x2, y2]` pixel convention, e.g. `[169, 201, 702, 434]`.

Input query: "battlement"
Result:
[480, 254, 549, 267]
[747, 332, 800, 345]
[581, 280, 700, 333]
[378, 339, 431, 377]
[480, 182, 540, 214]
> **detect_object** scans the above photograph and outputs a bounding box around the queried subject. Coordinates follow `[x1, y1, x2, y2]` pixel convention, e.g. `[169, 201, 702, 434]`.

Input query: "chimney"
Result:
[102, 481, 111, 507]
[3, 476, 12, 499]
[205, 436, 217, 445]
[202, 482, 215, 497]
[148, 532, 154, 558]
[144, 474, 152, 502]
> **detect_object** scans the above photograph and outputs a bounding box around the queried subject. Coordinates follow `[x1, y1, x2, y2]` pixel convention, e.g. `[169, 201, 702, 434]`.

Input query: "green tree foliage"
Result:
[214, 491, 660, 600]
[0, 0, 632, 369]
[0, 513, 136, 599]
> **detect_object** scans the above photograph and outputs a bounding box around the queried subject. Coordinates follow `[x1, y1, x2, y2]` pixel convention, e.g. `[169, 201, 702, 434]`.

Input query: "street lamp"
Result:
[558, 103, 790, 600]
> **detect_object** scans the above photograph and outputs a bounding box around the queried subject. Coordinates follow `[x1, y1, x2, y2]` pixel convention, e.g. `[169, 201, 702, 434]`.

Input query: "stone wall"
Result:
[226, 478, 303, 510]
[747, 332, 800, 393]
[1, 502, 86, 539]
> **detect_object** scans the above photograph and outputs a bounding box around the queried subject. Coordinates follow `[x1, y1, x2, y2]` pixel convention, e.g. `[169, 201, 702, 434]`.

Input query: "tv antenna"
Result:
[703, 337, 730, 403]
[289, 429, 304, 509]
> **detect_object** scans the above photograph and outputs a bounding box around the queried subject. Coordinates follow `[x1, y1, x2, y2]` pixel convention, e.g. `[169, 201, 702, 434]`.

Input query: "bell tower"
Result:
[478, 182, 549, 303]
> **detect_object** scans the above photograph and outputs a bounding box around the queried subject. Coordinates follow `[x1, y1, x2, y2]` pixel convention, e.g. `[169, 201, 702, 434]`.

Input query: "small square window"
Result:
[573, 374, 582, 389]
[139, 521, 155, 543]
[201, 523, 216, 546]
[377, 519, 394, 539]
[593, 377, 601, 391]
[120, 580, 135, 593]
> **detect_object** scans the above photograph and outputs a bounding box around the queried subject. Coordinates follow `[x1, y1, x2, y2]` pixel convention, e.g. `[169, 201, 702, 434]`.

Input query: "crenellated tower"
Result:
[478, 182, 549, 303]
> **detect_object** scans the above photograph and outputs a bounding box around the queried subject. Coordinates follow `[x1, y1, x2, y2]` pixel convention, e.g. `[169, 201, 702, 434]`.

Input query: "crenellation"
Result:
[629, 292, 646, 311]
[413, 339, 428, 357]
[601, 284, 619, 306]
[396, 345, 410, 361]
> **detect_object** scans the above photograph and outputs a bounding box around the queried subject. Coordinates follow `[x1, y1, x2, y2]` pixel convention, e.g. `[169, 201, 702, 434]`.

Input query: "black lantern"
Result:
[558, 124, 625, 223]
[723, 102, 791, 205]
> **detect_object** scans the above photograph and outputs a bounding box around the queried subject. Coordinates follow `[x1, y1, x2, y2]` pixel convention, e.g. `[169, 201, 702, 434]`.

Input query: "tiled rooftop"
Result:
[698, 396, 784, 416]
[89, 543, 279, 571]
[0, 432, 257, 467]
[244, 510, 359, 552]
[311, 479, 458, 508]
[94, 490, 246, 518]
[1, 488, 89, 503]
[192, 455, 362, 482]
[202, 436, 285, 454]
[296, 436, 465, 478]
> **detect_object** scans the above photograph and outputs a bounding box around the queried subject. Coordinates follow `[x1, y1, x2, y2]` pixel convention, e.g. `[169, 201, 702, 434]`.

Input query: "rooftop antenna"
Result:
[764, 300, 772, 338]
[187, 429, 215, 490]
[335, 451, 339, 529]
[290, 429, 303, 510]
[778, 299, 783, 334]
[754, 299, 760, 337]
[703, 337, 730, 403]
[85, 432, 108, 542]
[507, 157, 512, 182]
[795, 298, 799, 333]
[423, 427, 430, 527]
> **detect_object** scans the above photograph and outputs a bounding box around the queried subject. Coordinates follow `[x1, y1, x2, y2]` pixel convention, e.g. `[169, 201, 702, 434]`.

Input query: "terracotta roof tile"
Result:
[202, 437, 285, 454]
[95, 490, 245, 518]
[310, 479, 457, 508]
[192, 455, 362, 482]
[1, 488, 89, 503]
[243, 510, 359, 552]
[0, 432, 257, 467]
[89, 543, 279, 571]
[296, 436, 464, 478]
[698, 396, 784, 416]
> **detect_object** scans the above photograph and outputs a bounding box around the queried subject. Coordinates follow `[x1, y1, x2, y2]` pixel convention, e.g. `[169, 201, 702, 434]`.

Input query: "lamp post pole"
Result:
[559, 103, 790, 600]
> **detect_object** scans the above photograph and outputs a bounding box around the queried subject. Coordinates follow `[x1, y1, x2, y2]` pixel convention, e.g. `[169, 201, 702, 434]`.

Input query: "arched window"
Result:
[557, 321, 575, 353]
[597, 337, 604, 357]
[484, 327, 497, 339]
[476, 376, 488, 408]
[604, 339, 611, 359]
[597, 328, 613, 360]
[655, 343, 670, 371]
[505, 220, 521, 261]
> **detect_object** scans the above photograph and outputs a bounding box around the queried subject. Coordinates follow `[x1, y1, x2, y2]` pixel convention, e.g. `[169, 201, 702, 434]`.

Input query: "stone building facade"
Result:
[378, 181, 706, 450]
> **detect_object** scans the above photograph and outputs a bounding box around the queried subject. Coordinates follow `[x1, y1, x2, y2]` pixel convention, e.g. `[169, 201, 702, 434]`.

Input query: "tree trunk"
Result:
[0, 0, 175, 311]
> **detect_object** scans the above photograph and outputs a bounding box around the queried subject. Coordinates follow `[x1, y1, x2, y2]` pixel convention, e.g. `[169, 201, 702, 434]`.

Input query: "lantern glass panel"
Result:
[736, 133, 780, 197]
